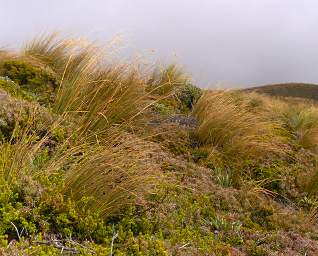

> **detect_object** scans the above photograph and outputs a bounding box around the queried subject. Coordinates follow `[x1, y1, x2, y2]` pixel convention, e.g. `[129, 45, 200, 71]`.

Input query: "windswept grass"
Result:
[1, 34, 318, 254]
[193, 91, 286, 162]
[147, 64, 189, 96]
[63, 135, 157, 217]
[22, 33, 85, 77]
[0, 125, 157, 220]
[0, 34, 159, 219]
[22, 35, 148, 136]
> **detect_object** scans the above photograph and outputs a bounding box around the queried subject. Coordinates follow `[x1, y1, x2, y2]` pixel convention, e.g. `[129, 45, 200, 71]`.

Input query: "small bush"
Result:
[0, 77, 34, 101]
[0, 89, 56, 141]
[177, 83, 202, 111]
[0, 60, 57, 105]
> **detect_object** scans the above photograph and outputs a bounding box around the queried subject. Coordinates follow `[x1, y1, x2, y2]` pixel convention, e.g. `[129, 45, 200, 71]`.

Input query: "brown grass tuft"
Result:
[193, 91, 286, 162]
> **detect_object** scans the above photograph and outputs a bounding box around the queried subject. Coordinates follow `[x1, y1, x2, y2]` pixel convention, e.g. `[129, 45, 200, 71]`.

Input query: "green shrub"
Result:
[0, 60, 55, 88]
[177, 83, 202, 111]
[0, 60, 57, 105]
[151, 102, 175, 115]
[0, 77, 34, 101]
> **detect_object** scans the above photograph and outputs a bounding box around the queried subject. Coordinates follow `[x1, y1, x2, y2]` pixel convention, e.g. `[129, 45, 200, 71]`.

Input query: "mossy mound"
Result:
[0, 60, 57, 105]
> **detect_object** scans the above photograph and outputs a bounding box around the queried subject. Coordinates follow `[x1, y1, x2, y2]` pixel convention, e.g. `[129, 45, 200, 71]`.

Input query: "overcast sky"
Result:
[1, 0, 318, 87]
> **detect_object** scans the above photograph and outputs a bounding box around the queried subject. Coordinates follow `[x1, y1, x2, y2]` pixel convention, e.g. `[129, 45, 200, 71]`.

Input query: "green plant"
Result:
[0, 60, 57, 105]
[0, 33, 317, 255]
[215, 172, 232, 188]
[177, 83, 202, 111]
[277, 106, 318, 150]
[0, 77, 34, 101]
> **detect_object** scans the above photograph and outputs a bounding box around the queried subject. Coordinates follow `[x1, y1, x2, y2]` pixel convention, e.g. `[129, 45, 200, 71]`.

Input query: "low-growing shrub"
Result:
[0, 60, 56, 88]
[177, 83, 202, 111]
[0, 77, 34, 101]
[0, 60, 57, 105]
[0, 89, 56, 141]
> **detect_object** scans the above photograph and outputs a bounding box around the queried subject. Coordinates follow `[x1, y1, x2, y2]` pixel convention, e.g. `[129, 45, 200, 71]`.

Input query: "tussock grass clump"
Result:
[0, 126, 158, 219]
[55, 66, 146, 135]
[147, 64, 189, 96]
[64, 134, 157, 217]
[0, 34, 160, 222]
[0, 136, 42, 190]
[22, 34, 148, 135]
[22, 33, 82, 77]
[240, 90, 318, 150]
[193, 91, 285, 162]
[2, 33, 318, 254]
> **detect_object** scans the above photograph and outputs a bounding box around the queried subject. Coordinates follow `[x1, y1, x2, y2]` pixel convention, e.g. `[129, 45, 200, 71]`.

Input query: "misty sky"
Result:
[1, 0, 318, 87]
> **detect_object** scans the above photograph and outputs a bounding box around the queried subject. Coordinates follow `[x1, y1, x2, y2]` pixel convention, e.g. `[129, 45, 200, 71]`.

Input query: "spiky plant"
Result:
[275, 106, 318, 150]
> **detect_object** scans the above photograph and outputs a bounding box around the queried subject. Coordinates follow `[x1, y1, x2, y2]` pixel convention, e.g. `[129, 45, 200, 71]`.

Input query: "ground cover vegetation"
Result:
[0, 34, 317, 255]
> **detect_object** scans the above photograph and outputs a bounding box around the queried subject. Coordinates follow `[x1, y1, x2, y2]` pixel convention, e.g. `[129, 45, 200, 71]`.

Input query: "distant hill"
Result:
[245, 83, 318, 101]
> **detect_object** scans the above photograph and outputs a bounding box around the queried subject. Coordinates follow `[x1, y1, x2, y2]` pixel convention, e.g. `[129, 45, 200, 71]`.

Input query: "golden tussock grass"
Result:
[0, 34, 160, 217]
[147, 64, 189, 96]
[20, 34, 148, 136]
[193, 91, 287, 162]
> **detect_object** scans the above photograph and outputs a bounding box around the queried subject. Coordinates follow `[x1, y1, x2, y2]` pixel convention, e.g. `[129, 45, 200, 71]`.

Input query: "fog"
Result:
[1, 0, 318, 87]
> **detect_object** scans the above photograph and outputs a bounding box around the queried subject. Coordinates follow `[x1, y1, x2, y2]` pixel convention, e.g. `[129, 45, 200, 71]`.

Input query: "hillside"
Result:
[0, 35, 318, 255]
[245, 83, 318, 101]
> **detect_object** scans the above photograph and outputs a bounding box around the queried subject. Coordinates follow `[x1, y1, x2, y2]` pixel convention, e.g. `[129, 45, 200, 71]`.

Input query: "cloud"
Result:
[1, 0, 317, 87]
